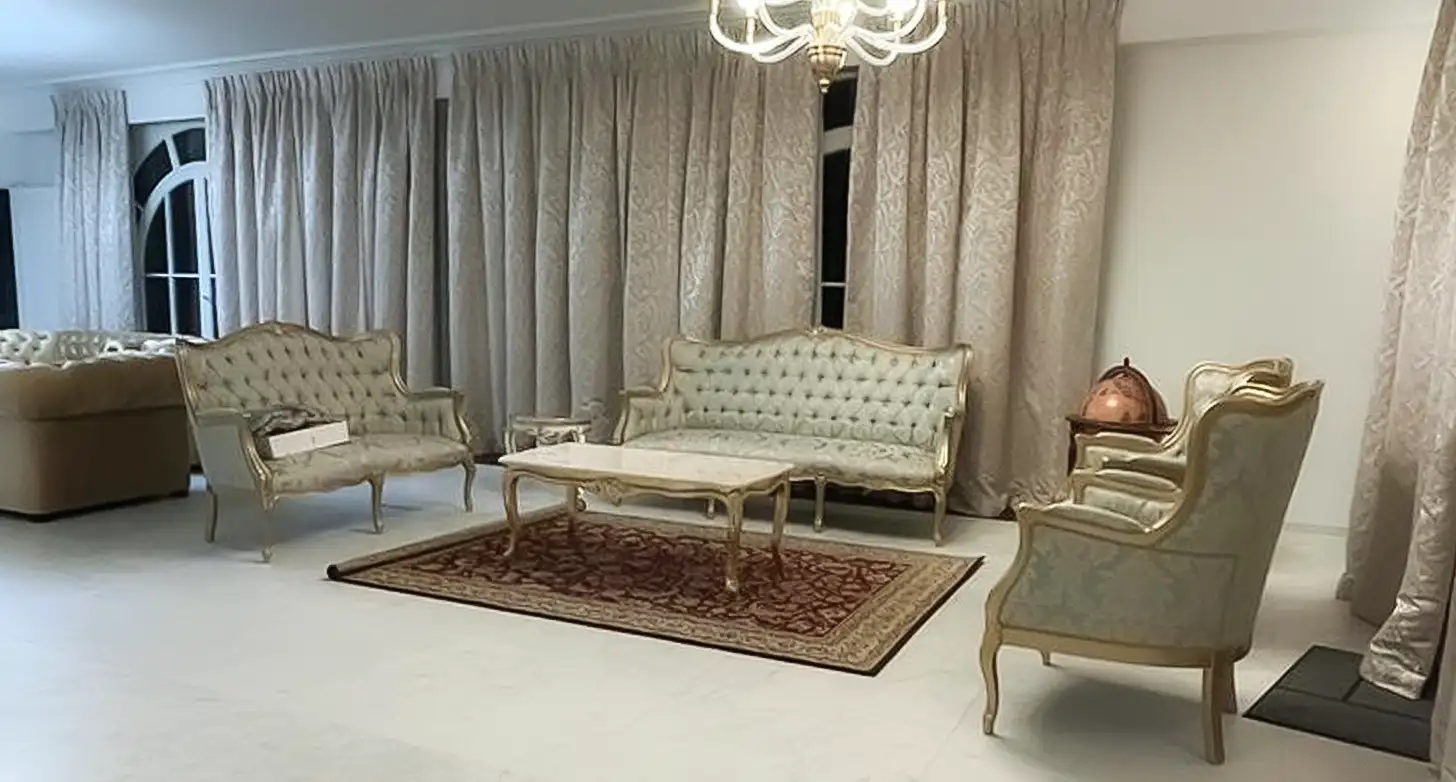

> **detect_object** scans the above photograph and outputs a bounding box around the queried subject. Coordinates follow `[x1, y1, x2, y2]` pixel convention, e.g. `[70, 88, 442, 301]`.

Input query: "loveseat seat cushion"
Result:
[624, 429, 938, 485]
[266, 434, 470, 494]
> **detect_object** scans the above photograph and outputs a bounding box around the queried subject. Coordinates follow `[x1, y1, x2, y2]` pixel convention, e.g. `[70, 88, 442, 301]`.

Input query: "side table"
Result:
[505, 416, 594, 455]
[1064, 415, 1177, 473]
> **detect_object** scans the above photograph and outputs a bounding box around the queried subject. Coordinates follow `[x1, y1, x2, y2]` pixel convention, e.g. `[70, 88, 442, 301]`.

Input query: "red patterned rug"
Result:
[327, 507, 982, 675]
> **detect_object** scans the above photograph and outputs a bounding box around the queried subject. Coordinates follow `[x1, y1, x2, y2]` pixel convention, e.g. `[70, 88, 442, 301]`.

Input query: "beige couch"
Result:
[175, 322, 477, 562]
[0, 329, 194, 517]
[615, 329, 973, 544]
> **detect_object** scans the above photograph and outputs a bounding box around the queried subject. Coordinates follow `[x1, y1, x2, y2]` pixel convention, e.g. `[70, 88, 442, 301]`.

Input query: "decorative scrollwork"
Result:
[579, 478, 633, 506]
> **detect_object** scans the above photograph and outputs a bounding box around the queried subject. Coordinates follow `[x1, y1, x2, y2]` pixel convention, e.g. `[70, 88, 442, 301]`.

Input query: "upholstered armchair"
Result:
[175, 322, 477, 562]
[982, 381, 1323, 764]
[1073, 358, 1295, 488]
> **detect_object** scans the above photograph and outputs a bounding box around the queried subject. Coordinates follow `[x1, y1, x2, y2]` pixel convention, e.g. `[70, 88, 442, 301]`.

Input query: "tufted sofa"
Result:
[615, 329, 973, 544]
[175, 322, 477, 561]
[0, 329, 195, 516]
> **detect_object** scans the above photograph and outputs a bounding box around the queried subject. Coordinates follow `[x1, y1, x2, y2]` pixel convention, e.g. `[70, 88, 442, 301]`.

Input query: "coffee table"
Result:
[497, 442, 794, 592]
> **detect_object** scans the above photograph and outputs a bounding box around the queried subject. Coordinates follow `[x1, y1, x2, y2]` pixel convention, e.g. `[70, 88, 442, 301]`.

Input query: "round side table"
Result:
[504, 416, 593, 454]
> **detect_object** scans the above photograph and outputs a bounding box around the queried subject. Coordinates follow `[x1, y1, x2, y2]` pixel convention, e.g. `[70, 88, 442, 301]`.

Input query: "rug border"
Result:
[326, 508, 984, 677]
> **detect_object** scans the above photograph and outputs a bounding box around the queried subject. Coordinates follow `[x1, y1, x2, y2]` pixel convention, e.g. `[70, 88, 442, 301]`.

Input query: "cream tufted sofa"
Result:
[0, 329, 195, 516]
[175, 322, 476, 562]
[615, 329, 973, 544]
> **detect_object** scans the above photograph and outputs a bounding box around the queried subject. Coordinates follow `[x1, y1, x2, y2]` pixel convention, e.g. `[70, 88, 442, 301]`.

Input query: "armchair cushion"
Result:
[268, 434, 470, 494]
[625, 429, 938, 484]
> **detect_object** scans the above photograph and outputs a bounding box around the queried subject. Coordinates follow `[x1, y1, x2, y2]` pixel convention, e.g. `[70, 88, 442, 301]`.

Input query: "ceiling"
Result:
[0, 0, 1440, 87]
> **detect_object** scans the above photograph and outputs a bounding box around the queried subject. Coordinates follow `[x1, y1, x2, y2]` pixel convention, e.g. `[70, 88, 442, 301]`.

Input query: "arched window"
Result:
[133, 124, 217, 338]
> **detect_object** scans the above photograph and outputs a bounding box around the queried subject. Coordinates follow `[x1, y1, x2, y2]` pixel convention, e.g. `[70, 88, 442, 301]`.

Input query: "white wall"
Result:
[1098, 29, 1430, 530]
[8, 186, 64, 329]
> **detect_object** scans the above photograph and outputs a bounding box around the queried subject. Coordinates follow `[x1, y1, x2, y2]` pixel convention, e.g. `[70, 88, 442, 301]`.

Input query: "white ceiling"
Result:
[0, 0, 1440, 87]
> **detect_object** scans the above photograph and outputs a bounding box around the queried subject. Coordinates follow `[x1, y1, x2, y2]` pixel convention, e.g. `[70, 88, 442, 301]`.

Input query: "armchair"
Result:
[982, 380, 1323, 764]
[175, 322, 477, 562]
[1073, 358, 1295, 486]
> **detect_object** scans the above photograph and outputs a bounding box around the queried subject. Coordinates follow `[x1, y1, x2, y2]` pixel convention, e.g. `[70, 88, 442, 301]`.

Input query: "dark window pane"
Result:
[823, 75, 857, 131]
[133, 142, 172, 206]
[174, 277, 201, 337]
[821, 149, 850, 284]
[820, 286, 845, 330]
[143, 213, 169, 275]
[144, 277, 172, 333]
[169, 182, 198, 273]
[0, 190, 16, 328]
[173, 128, 206, 165]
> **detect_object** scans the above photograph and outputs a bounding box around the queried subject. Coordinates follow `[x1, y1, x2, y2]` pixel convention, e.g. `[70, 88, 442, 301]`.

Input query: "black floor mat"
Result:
[1245, 645, 1434, 760]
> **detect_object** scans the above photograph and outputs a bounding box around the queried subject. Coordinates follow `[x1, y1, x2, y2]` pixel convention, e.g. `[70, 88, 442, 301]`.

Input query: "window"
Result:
[818, 75, 856, 330]
[0, 190, 16, 329]
[132, 124, 217, 338]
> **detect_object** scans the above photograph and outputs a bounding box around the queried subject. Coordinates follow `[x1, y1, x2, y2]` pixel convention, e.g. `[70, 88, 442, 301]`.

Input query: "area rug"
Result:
[327, 507, 982, 675]
[1245, 645, 1434, 760]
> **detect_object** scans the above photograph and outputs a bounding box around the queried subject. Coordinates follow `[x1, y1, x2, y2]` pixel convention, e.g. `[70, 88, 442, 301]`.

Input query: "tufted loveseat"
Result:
[615, 329, 973, 544]
[175, 322, 477, 562]
[0, 329, 194, 516]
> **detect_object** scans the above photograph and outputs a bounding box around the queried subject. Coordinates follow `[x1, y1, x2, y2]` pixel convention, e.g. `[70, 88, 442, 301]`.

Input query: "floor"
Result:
[0, 468, 1431, 782]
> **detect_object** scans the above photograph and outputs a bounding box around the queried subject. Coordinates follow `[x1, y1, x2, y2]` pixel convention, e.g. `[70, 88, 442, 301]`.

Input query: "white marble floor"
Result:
[0, 468, 1430, 782]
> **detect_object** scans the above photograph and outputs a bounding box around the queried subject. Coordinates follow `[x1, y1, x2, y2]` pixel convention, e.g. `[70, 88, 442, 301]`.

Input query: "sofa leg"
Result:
[932, 489, 947, 547]
[813, 477, 827, 533]
[259, 498, 277, 564]
[368, 475, 385, 534]
[462, 461, 477, 513]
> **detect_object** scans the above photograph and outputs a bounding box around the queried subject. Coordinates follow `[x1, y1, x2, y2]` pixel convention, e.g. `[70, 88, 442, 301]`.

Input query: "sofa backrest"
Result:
[664, 330, 971, 450]
[0, 330, 187, 364]
[175, 322, 407, 432]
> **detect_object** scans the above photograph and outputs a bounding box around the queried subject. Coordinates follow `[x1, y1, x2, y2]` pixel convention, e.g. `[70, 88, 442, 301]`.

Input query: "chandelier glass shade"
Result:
[709, 0, 949, 90]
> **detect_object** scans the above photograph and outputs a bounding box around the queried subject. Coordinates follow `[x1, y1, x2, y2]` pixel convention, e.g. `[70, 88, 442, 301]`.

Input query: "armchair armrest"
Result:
[1018, 499, 1155, 540]
[1066, 469, 1178, 528]
[930, 409, 963, 483]
[397, 388, 474, 448]
[192, 409, 268, 493]
[1072, 430, 1168, 472]
[614, 388, 680, 444]
[1101, 452, 1186, 484]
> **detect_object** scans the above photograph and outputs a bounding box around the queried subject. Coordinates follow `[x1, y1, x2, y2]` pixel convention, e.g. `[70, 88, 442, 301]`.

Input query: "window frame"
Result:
[133, 125, 217, 338]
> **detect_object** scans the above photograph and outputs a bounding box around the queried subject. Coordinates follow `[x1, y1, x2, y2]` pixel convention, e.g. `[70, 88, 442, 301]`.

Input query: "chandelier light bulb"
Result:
[709, 0, 948, 91]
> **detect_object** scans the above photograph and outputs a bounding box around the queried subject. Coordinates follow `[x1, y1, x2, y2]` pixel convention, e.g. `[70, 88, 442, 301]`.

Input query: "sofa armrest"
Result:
[931, 409, 963, 484]
[397, 388, 474, 449]
[192, 409, 268, 493]
[614, 388, 680, 444]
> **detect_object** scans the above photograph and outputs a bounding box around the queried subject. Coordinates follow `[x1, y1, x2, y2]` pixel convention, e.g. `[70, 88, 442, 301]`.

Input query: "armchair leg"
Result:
[813, 477, 827, 533]
[1201, 656, 1229, 765]
[932, 489, 947, 546]
[980, 631, 1003, 735]
[368, 475, 385, 534]
[205, 485, 219, 543]
[462, 460, 477, 513]
[259, 498, 277, 564]
[1223, 659, 1238, 714]
[1039, 650, 1052, 667]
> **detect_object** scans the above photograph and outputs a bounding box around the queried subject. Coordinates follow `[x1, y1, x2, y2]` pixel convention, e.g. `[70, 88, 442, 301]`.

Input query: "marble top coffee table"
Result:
[497, 442, 794, 592]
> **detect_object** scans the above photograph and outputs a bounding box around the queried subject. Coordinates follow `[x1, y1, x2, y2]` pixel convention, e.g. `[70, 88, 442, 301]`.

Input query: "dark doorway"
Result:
[0, 190, 17, 329]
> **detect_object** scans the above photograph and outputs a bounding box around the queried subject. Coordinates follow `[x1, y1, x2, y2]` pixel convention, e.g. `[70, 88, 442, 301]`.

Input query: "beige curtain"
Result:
[206, 58, 438, 386]
[54, 90, 136, 330]
[845, 0, 1124, 516]
[445, 32, 817, 450]
[1342, 0, 1456, 702]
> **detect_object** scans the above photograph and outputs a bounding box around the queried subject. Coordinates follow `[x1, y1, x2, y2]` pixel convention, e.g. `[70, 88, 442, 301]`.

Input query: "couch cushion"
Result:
[266, 433, 470, 494]
[0, 354, 185, 420]
[623, 429, 938, 486]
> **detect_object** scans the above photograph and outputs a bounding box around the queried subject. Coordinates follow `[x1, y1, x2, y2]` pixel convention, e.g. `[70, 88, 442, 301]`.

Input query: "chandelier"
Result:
[709, 0, 948, 91]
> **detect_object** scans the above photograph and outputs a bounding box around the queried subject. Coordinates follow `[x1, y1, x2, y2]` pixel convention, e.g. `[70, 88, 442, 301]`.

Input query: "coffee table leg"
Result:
[724, 493, 744, 593]
[565, 485, 580, 534]
[771, 480, 789, 570]
[502, 471, 522, 558]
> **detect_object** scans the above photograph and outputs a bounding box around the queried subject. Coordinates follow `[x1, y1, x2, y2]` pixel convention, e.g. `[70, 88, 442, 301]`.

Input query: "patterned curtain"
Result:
[54, 90, 136, 330]
[844, 0, 1125, 516]
[1343, 0, 1456, 707]
[445, 31, 818, 449]
[206, 58, 438, 386]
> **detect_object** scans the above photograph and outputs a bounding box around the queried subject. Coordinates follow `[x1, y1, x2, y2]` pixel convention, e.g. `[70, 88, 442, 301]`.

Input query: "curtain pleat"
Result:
[54, 89, 137, 331]
[845, 0, 1123, 516]
[205, 58, 438, 386]
[446, 31, 817, 449]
